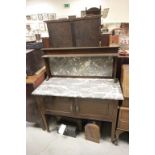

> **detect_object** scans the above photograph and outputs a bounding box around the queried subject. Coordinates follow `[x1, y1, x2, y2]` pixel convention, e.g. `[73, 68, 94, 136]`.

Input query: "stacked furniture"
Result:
[26, 49, 45, 123]
[32, 46, 124, 143]
[26, 49, 44, 76]
[115, 64, 129, 144]
[26, 42, 43, 49]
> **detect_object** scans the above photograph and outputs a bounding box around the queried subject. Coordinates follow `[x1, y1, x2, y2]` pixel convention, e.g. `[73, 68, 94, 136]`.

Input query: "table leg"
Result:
[35, 96, 49, 132]
[111, 103, 118, 143]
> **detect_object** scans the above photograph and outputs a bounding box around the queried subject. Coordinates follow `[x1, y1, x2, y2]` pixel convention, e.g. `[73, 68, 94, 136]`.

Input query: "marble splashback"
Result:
[49, 56, 113, 77]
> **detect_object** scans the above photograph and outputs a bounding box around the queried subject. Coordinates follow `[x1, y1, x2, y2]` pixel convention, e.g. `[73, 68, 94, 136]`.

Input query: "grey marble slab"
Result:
[32, 78, 123, 100]
[49, 57, 113, 77]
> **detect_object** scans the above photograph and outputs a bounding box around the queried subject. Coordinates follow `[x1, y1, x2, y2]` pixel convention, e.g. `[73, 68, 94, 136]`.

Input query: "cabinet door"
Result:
[43, 96, 74, 116]
[117, 107, 129, 131]
[76, 99, 117, 121]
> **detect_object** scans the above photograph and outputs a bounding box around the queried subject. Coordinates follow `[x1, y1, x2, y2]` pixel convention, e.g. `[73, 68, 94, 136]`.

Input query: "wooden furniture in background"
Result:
[26, 42, 43, 49]
[101, 33, 110, 46]
[26, 67, 46, 122]
[26, 49, 45, 76]
[121, 65, 129, 97]
[42, 37, 51, 48]
[110, 35, 119, 45]
[117, 106, 129, 131]
[117, 55, 129, 80]
[115, 64, 129, 144]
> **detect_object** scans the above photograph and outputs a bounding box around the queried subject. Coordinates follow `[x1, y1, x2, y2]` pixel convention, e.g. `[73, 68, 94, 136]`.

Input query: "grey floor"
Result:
[26, 118, 129, 155]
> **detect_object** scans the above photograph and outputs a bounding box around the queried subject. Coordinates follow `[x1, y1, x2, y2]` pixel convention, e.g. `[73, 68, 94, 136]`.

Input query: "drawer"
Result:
[122, 98, 129, 107]
[43, 97, 74, 115]
[117, 107, 129, 131]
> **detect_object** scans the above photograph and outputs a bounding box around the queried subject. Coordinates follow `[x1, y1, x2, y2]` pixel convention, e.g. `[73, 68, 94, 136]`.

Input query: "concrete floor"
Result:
[26, 118, 129, 155]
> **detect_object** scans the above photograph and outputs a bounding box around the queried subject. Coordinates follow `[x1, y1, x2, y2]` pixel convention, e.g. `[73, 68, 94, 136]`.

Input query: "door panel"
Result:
[44, 96, 74, 114]
[77, 99, 117, 120]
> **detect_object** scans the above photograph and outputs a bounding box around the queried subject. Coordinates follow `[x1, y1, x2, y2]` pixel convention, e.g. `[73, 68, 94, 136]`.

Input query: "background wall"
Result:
[26, 0, 129, 23]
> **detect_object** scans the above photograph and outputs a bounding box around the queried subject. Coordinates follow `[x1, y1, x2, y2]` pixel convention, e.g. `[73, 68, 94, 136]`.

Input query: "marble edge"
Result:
[32, 93, 124, 100]
[32, 78, 124, 100]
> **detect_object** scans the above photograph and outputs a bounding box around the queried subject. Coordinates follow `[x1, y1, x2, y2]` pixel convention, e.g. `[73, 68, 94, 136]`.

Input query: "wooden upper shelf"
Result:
[42, 53, 118, 58]
[41, 46, 119, 56]
[42, 46, 119, 50]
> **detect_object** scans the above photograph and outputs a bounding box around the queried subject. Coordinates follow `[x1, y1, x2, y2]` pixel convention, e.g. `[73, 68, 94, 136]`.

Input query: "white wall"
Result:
[26, 0, 129, 22]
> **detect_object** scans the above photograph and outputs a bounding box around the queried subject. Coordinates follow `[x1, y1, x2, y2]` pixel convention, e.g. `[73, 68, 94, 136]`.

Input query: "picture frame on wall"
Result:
[38, 14, 43, 21]
[42, 13, 48, 21]
[26, 15, 31, 20]
[102, 8, 109, 18]
[31, 14, 38, 21]
[39, 23, 46, 32]
[26, 24, 31, 31]
[47, 13, 56, 20]
[81, 11, 86, 17]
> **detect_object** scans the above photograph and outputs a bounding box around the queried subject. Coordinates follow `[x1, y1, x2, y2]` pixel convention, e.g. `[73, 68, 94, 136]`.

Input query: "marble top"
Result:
[32, 78, 123, 100]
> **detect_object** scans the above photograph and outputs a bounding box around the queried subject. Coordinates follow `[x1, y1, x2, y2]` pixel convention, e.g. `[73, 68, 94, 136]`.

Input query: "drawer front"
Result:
[117, 107, 129, 131]
[43, 97, 74, 115]
[77, 99, 118, 120]
[122, 98, 129, 107]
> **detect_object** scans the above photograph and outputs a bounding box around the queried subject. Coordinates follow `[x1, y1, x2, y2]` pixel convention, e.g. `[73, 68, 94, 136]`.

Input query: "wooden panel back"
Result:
[74, 18, 100, 47]
[46, 16, 101, 47]
[47, 22, 73, 47]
